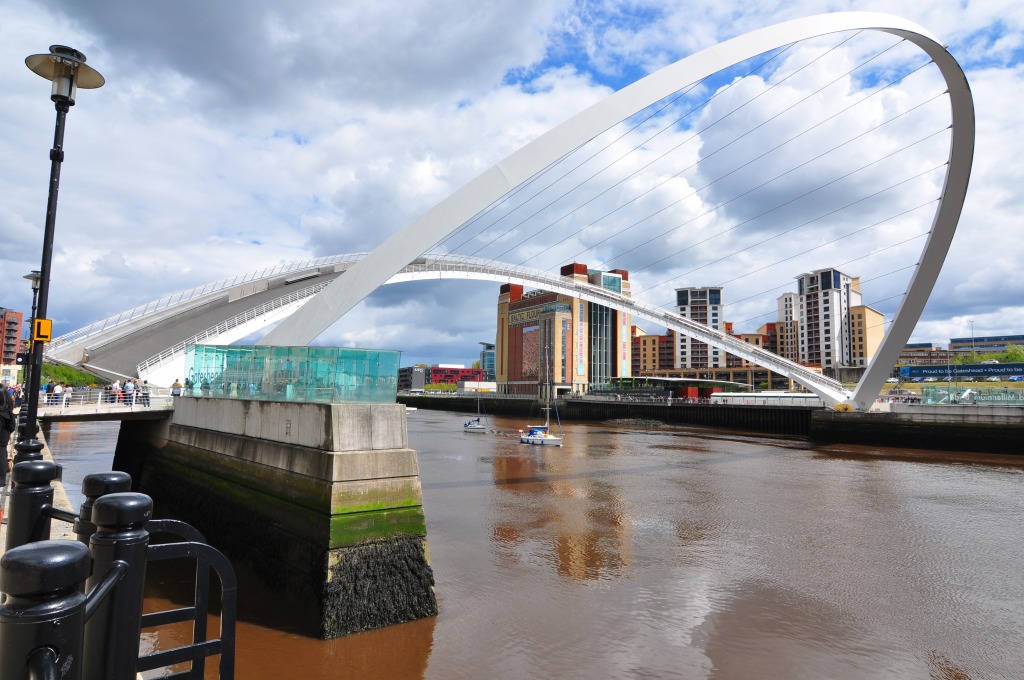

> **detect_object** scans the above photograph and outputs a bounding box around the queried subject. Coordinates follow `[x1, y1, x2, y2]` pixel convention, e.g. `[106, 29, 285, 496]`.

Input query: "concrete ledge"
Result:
[171, 397, 408, 451]
[141, 436, 423, 518]
[890, 403, 1024, 425]
[164, 423, 420, 483]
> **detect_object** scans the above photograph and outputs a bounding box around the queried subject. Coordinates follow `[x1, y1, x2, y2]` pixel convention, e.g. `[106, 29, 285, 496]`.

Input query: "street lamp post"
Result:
[19, 271, 42, 427]
[16, 46, 103, 455]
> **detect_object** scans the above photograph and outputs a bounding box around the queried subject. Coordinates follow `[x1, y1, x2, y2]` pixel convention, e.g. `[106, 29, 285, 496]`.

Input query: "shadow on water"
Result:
[141, 557, 436, 678]
[424, 445, 792, 491]
[813, 443, 1024, 469]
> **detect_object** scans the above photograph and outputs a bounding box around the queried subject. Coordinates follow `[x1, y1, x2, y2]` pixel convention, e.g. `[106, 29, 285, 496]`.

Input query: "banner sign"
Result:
[576, 301, 586, 376]
[899, 363, 1024, 379]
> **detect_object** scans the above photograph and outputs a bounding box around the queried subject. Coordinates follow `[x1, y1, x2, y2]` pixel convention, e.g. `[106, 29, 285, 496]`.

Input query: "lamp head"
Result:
[23, 270, 42, 291]
[25, 45, 104, 105]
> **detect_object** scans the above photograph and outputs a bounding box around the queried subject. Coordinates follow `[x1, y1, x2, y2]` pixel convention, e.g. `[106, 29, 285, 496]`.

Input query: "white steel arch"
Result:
[259, 12, 974, 411]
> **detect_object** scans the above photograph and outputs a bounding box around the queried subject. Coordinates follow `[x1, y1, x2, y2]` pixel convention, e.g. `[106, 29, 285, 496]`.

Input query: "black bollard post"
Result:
[83, 492, 152, 680]
[4, 461, 60, 553]
[74, 472, 133, 546]
[0, 540, 91, 680]
[12, 440, 44, 465]
[15, 412, 29, 441]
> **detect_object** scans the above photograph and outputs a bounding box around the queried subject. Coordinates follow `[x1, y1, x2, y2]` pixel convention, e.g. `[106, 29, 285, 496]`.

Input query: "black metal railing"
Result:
[1, 466, 236, 679]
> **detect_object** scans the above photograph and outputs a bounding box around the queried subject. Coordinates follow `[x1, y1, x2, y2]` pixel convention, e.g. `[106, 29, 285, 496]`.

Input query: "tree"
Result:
[1005, 344, 1024, 364]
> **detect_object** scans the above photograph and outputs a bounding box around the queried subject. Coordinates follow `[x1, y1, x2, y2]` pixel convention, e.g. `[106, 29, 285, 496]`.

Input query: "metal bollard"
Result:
[74, 472, 133, 546]
[12, 440, 44, 465]
[0, 540, 91, 680]
[84, 492, 152, 680]
[5, 461, 61, 553]
[16, 418, 39, 443]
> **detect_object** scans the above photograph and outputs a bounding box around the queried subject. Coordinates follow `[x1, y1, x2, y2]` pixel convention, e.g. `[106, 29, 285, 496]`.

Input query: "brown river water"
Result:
[43, 412, 1024, 679]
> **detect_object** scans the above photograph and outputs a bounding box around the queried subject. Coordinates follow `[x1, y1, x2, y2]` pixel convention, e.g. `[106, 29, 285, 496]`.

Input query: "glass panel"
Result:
[183, 344, 400, 404]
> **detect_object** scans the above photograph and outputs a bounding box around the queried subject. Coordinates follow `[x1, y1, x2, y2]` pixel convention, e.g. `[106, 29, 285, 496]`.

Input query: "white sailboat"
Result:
[519, 346, 563, 446]
[464, 392, 487, 433]
[519, 406, 562, 446]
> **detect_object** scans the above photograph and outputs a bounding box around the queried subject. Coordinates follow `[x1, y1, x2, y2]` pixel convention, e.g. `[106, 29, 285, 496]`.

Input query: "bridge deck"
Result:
[36, 392, 175, 422]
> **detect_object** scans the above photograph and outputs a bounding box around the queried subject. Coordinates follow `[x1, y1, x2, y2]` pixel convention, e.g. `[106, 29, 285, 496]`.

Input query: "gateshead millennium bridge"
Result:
[43, 12, 973, 411]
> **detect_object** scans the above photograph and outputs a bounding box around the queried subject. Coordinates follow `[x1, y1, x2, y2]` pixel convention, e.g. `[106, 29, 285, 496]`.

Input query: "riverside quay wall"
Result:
[398, 394, 814, 436]
[112, 398, 437, 639]
[810, 403, 1024, 455]
[400, 395, 1024, 453]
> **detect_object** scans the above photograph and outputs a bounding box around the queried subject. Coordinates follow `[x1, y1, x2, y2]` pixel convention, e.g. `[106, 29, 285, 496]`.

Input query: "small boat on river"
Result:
[519, 407, 562, 446]
[463, 394, 487, 433]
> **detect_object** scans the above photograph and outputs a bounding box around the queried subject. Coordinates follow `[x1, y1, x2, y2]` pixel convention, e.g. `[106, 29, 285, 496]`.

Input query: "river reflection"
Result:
[46, 413, 1024, 679]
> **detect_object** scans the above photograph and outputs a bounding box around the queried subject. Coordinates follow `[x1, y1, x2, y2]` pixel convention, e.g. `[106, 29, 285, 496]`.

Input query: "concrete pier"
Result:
[113, 398, 437, 638]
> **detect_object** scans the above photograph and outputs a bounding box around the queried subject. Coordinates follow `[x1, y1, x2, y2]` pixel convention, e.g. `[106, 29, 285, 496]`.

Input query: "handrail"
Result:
[135, 281, 331, 374]
[48, 253, 366, 351]
[35, 386, 174, 416]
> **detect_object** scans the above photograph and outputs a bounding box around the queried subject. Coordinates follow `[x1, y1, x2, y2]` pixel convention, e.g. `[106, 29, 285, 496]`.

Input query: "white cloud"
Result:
[0, 0, 1021, 367]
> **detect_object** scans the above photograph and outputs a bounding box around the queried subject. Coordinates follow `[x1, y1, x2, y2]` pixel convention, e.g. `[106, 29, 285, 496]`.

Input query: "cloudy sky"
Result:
[1, 0, 1022, 368]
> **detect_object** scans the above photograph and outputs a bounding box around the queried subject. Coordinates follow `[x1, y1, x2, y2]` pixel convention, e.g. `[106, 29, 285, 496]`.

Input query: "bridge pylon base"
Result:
[113, 398, 437, 638]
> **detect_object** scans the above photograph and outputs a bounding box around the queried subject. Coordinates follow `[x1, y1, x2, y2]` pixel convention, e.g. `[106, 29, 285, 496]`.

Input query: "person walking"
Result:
[0, 388, 15, 485]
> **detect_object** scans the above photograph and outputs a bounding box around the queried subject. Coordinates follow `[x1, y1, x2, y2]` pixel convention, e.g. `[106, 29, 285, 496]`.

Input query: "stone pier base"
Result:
[113, 398, 437, 638]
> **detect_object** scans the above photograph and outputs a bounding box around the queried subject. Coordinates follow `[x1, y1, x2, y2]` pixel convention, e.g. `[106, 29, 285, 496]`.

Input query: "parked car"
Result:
[963, 377, 976, 382]
[1009, 376, 1023, 382]
[911, 377, 924, 383]
[981, 360, 1000, 364]
[985, 376, 1000, 381]
[885, 378, 898, 383]
[923, 377, 938, 382]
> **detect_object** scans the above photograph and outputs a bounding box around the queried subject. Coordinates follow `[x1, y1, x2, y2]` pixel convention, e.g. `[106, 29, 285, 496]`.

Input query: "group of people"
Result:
[42, 380, 74, 406]
[104, 378, 152, 406]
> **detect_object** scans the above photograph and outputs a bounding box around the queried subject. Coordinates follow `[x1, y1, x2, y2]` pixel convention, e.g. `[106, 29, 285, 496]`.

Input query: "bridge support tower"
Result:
[113, 398, 436, 638]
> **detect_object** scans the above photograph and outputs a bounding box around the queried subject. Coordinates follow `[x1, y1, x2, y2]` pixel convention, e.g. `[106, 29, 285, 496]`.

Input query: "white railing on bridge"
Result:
[135, 280, 331, 375]
[36, 386, 174, 416]
[48, 253, 366, 352]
